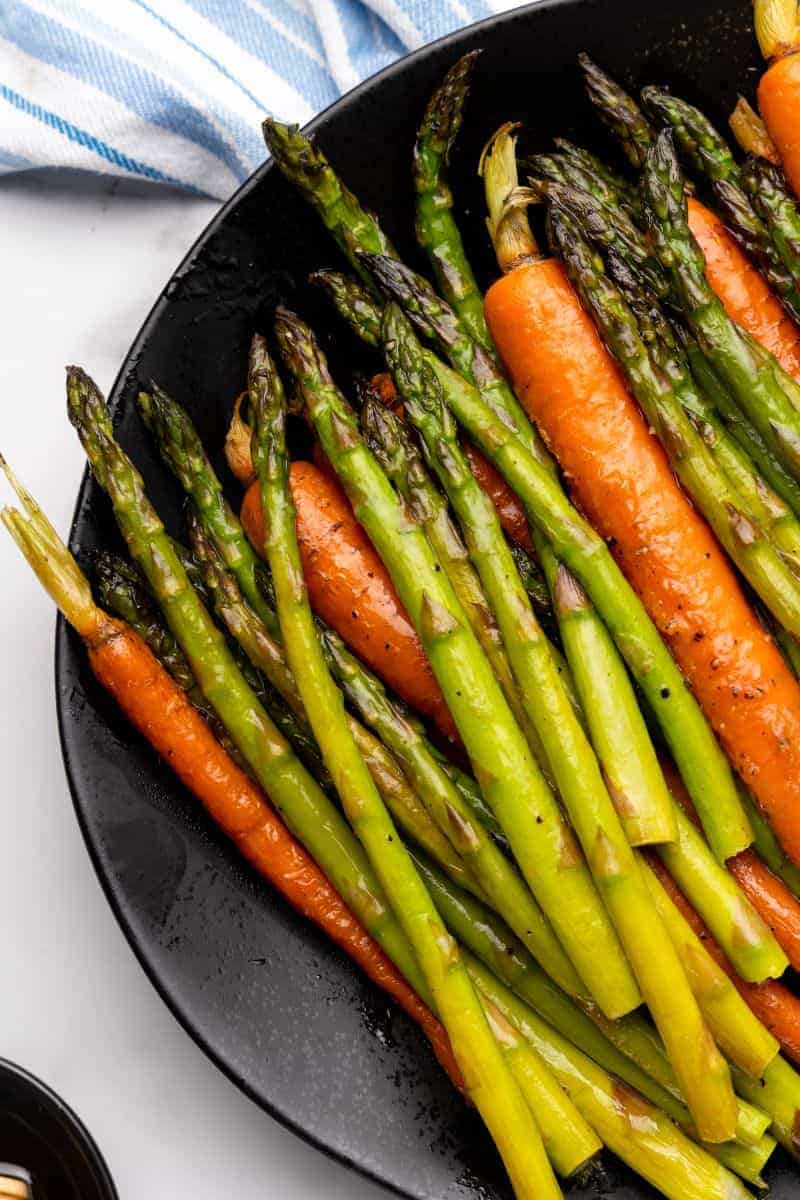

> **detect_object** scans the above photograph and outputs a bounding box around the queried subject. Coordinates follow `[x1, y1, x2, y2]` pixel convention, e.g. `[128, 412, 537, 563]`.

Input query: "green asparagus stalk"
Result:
[138, 386, 280, 640]
[713, 175, 800, 308]
[413, 849, 771, 1153]
[310, 268, 383, 346]
[262, 119, 395, 290]
[360, 394, 554, 781]
[506, 539, 556, 631]
[550, 202, 800, 639]
[641, 859, 780, 1077]
[684, 335, 800, 516]
[396, 310, 750, 861]
[93, 546, 320, 784]
[366, 210, 678, 858]
[543, 554, 676, 847]
[640, 86, 800, 317]
[319, 618, 583, 995]
[312, 269, 559, 648]
[413, 747, 509, 851]
[465, 952, 754, 1200]
[137, 377, 484, 890]
[742, 153, 800, 296]
[656, 801, 787, 983]
[555, 137, 635, 204]
[708, 1134, 775, 1191]
[643, 131, 800, 487]
[65, 365, 435, 1010]
[275, 305, 637, 1021]
[249, 332, 561, 1200]
[577, 53, 654, 169]
[640, 86, 741, 183]
[734, 1055, 800, 1157]
[413, 51, 495, 353]
[187, 513, 484, 901]
[361, 250, 559, 476]
[527, 177, 669, 299]
[383, 301, 742, 1140]
[526, 149, 634, 218]
[477, 993, 602, 1178]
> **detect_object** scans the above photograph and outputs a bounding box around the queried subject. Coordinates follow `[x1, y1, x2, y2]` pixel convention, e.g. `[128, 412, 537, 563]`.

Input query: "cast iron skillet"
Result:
[56, 1, 798, 1195]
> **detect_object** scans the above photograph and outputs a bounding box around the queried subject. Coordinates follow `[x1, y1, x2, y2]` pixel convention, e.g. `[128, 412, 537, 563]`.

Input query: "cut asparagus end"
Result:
[1, 454, 98, 637]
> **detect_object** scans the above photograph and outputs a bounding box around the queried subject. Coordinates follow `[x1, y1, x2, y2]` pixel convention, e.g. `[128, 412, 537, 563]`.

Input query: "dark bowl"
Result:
[0, 1059, 117, 1200]
[55, 1, 799, 1197]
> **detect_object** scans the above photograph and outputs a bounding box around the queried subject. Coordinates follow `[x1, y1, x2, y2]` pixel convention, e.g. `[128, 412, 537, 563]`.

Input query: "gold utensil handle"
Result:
[0, 1175, 30, 1198]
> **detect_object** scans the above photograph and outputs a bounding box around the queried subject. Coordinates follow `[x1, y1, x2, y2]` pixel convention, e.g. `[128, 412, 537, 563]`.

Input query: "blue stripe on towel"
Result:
[0, 0, 519, 198]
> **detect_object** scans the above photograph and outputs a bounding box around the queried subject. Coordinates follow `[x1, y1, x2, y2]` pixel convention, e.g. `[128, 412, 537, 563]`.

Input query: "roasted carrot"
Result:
[728, 853, 800, 974]
[96, 617, 461, 1080]
[649, 856, 800, 1068]
[461, 441, 536, 555]
[759, 53, 800, 198]
[481, 152, 800, 867]
[240, 460, 457, 741]
[687, 197, 800, 379]
[0, 464, 462, 1089]
[753, 0, 800, 199]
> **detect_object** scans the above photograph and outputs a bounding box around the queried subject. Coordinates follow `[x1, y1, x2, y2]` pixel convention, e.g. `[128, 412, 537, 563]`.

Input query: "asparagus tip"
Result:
[430, 48, 481, 101]
[262, 116, 294, 150]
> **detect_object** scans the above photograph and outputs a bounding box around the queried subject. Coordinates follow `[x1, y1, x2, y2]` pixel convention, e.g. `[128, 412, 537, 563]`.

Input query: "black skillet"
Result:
[56, 0, 798, 1195]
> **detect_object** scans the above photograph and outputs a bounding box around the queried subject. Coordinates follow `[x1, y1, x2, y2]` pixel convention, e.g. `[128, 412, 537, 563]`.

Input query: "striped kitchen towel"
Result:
[0, 0, 526, 199]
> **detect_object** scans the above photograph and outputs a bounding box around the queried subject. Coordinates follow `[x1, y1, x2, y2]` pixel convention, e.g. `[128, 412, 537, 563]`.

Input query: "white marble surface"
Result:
[0, 170, 386, 1200]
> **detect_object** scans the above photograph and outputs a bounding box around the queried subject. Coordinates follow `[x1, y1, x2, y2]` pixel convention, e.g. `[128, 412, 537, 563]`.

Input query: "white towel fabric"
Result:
[0, 0, 526, 199]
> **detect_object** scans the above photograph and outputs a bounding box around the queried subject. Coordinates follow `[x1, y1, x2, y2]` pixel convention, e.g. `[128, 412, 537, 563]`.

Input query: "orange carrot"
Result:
[687, 197, 800, 378]
[95, 615, 460, 1085]
[649, 855, 800, 1067]
[728, 852, 800, 973]
[756, 0, 800, 202]
[484, 248, 800, 867]
[241, 460, 457, 741]
[460, 442, 536, 555]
